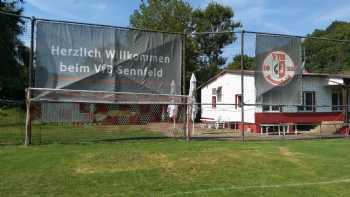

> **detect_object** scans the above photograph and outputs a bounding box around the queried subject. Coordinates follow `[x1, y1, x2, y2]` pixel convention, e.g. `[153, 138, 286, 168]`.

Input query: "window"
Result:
[271, 105, 281, 112]
[212, 96, 216, 108]
[212, 88, 217, 108]
[298, 91, 316, 112]
[212, 88, 217, 95]
[262, 105, 270, 111]
[235, 94, 242, 109]
[262, 105, 281, 112]
[217, 87, 222, 102]
[332, 90, 342, 111]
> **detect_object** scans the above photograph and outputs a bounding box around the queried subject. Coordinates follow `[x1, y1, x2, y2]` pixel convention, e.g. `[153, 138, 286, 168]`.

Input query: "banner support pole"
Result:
[182, 33, 190, 141]
[29, 16, 35, 87]
[240, 30, 245, 143]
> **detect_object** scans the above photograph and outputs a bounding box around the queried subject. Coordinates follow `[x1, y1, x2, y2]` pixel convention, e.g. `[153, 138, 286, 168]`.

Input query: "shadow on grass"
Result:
[75, 136, 172, 144]
[33, 136, 183, 145]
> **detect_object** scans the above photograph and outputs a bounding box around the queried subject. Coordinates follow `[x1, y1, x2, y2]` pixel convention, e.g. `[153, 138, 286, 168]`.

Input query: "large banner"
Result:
[255, 34, 302, 105]
[34, 21, 182, 95]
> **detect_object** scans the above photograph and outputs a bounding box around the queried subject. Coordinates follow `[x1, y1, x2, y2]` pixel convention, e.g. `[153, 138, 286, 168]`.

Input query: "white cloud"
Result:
[202, 0, 265, 19]
[263, 22, 291, 34]
[317, 5, 350, 24]
[26, 0, 79, 20]
[25, 0, 108, 21]
[200, 0, 292, 62]
[199, 0, 297, 34]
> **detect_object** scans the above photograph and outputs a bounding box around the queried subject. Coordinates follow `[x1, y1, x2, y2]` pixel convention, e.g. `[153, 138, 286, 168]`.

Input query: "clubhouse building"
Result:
[199, 70, 350, 134]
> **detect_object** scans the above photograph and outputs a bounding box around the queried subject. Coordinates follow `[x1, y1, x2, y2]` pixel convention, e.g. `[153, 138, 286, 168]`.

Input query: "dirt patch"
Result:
[146, 122, 184, 137]
[279, 147, 293, 157]
[279, 147, 306, 168]
[74, 152, 176, 174]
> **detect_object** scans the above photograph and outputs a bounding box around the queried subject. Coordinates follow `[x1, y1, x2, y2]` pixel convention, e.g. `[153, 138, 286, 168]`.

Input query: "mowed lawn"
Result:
[1, 139, 350, 197]
[2, 107, 350, 196]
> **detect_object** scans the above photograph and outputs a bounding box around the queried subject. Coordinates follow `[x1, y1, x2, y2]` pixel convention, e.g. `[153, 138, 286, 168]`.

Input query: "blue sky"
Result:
[23, 0, 350, 62]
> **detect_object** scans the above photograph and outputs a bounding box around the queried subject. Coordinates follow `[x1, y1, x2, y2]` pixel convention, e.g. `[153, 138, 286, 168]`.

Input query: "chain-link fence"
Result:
[24, 87, 190, 144]
[3, 99, 349, 145]
[2, 11, 350, 145]
[194, 30, 350, 141]
[192, 103, 350, 141]
[0, 100, 25, 145]
[28, 101, 188, 144]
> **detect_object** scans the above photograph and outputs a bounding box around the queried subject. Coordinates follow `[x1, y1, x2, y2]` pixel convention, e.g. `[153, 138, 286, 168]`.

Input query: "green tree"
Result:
[304, 21, 350, 73]
[226, 54, 255, 70]
[191, 2, 241, 84]
[0, 0, 27, 100]
[130, 0, 241, 90]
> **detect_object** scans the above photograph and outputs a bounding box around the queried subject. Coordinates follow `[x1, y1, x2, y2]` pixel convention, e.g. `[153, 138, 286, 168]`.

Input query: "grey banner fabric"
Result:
[34, 21, 182, 97]
[255, 34, 302, 105]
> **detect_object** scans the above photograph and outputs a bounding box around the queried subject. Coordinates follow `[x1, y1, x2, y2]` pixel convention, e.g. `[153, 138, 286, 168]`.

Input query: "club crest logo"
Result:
[262, 51, 296, 86]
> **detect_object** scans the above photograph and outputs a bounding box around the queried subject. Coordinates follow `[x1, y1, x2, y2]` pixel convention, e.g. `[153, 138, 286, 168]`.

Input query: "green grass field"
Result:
[2, 107, 350, 196]
[1, 139, 350, 196]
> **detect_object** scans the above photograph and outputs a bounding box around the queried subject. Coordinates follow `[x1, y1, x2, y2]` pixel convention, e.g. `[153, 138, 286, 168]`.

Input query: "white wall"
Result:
[282, 76, 335, 112]
[201, 73, 342, 124]
[200, 73, 256, 123]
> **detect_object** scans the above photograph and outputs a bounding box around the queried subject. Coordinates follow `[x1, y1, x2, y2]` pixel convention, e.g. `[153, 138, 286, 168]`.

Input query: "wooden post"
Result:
[25, 89, 32, 145]
[25, 17, 35, 145]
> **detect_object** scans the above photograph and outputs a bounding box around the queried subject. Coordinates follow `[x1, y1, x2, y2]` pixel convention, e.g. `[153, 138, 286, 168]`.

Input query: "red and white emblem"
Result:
[262, 51, 295, 86]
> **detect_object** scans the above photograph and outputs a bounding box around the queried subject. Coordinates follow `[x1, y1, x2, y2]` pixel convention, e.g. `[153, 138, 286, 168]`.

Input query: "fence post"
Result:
[186, 102, 190, 141]
[25, 88, 32, 145]
[25, 17, 35, 145]
[240, 30, 245, 143]
[182, 33, 190, 141]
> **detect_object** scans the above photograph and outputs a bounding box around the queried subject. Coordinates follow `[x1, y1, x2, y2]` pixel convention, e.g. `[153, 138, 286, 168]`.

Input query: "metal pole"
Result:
[345, 88, 349, 138]
[240, 30, 245, 142]
[34, 16, 185, 36]
[29, 17, 35, 87]
[192, 116, 195, 136]
[341, 87, 348, 138]
[182, 34, 186, 96]
[186, 102, 189, 141]
[244, 30, 350, 43]
[182, 34, 190, 141]
[30, 87, 189, 98]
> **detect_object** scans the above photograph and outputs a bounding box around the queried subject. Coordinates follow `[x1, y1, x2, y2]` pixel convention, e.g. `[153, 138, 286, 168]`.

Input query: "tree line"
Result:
[0, 0, 28, 100]
[130, 0, 242, 88]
